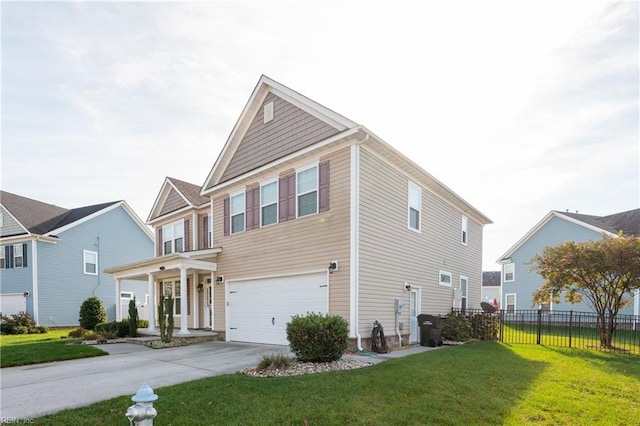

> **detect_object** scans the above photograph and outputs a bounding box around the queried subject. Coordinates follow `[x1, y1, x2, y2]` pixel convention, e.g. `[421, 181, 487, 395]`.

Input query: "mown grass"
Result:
[0, 328, 106, 368]
[33, 341, 640, 425]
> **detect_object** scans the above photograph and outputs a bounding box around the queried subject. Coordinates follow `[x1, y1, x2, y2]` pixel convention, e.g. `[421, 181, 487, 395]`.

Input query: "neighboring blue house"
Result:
[0, 191, 154, 326]
[497, 209, 640, 316]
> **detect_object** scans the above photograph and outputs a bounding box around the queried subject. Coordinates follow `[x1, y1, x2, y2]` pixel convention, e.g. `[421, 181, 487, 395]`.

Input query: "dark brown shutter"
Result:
[279, 176, 288, 222]
[319, 160, 330, 213]
[223, 196, 230, 236]
[245, 187, 259, 230]
[202, 215, 208, 249]
[159, 281, 164, 297]
[184, 218, 190, 252]
[157, 228, 163, 256]
[286, 173, 296, 221]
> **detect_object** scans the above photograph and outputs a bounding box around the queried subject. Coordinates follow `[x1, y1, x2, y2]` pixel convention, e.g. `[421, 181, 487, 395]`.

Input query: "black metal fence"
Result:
[450, 308, 640, 354]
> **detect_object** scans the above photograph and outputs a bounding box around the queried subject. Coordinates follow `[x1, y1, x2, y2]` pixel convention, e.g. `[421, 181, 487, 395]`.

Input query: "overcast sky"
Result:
[2, 1, 638, 270]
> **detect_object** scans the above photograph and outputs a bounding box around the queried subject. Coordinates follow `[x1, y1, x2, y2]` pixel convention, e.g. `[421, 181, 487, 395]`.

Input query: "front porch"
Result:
[105, 248, 221, 335]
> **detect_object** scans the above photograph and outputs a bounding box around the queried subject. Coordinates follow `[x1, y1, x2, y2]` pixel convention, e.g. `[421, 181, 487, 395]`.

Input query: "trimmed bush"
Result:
[0, 311, 39, 334]
[286, 312, 349, 362]
[441, 312, 473, 341]
[79, 297, 107, 330]
[469, 313, 499, 340]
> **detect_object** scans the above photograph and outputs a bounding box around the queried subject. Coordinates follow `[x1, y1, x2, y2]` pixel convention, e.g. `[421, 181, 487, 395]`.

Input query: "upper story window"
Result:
[163, 220, 184, 254]
[230, 192, 245, 233]
[261, 181, 278, 226]
[461, 215, 468, 245]
[83, 250, 98, 275]
[0, 248, 5, 269]
[504, 262, 515, 282]
[408, 181, 421, 232]
[13, 244, 24, 268]
[439, 270, 452, 287]
[297, 166, 318, 217]
[207, 215, 213, 248]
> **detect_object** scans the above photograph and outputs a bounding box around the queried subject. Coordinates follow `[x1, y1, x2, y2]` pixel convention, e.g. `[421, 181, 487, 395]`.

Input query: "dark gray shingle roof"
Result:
[558, 208, 640, 237]
[482, 271, 501, 286]
[1, 191, 119, 236]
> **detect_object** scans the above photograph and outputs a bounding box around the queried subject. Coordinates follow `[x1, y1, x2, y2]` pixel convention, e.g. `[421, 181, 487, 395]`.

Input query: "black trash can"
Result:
[417, 314, 444, 347]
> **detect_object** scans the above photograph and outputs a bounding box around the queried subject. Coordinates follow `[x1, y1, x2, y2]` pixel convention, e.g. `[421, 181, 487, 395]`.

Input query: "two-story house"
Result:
[106, 76, 492, 349]
[0, 191, 154, 326]
[498, 208, 640, 316]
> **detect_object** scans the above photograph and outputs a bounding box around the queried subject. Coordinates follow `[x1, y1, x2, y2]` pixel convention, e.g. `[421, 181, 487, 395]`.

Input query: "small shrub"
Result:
[286, 312, 349, 362]
[34, 326, 49, 334]
[97, 329, 120, 340]
[13, 326, 29, 335]
[257, 353, 294, 371]
[138, 319, 149, 328]
[79, 297, 107, 330]
[441, 312, 473, 341]
[1, 322, 15, 335]
[69, 327, 89, 338]
[469, 314, 499, 340]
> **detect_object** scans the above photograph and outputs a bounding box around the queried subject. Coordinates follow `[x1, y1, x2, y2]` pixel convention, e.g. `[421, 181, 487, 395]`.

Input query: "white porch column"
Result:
[179, 267, 190, 334]
[147, 273, 156, 332]
[115, 279, 122, 321]
[192, 272, 198, 329]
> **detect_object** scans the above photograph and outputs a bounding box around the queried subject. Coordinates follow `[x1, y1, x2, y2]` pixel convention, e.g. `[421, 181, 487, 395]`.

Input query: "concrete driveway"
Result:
[0, 340, 293, 419]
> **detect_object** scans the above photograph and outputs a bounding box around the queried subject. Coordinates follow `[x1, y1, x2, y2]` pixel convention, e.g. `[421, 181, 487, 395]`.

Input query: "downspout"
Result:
[31, 238, 39, 325]
[351, 132, 369, 351]
[92, 236, 101, 296]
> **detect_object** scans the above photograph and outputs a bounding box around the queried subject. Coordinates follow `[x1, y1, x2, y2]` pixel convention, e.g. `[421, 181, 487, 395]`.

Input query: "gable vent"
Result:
[263, 101, 274, 123]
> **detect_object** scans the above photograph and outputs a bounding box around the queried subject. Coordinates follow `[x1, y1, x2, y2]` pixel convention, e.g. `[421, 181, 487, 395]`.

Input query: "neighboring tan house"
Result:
[0, 191, 154, 326]
[106, 75, 492, 349]
[497, 209, 640, 316]
[482, 271, 501, 307]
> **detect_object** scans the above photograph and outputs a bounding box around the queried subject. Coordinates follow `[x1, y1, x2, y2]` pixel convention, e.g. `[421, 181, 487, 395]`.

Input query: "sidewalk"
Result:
[0, 340, 440, 420]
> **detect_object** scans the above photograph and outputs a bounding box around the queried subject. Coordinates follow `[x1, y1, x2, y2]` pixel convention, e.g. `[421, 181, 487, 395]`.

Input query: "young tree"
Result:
[530, 234, 640, 349]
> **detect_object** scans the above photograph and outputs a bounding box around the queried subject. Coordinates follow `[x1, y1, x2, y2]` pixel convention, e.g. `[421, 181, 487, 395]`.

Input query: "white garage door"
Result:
[1, 294, 27, 317]
[227, 272, 327, 345]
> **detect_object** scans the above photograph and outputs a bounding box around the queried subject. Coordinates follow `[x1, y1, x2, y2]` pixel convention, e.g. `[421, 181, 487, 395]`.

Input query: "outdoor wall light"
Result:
[215, 276, 224, 284]
[328, 261, 338, 273]
[197, 283, 204, 292]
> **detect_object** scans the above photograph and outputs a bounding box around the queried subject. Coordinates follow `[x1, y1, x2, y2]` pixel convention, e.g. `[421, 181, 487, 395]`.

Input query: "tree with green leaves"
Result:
[530, 234, 640, 349]
[128, 297, 139, 337]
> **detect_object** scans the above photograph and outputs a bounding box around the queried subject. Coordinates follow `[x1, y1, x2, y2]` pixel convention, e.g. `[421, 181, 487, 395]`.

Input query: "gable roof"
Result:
[497, 208, 640, 262]
[148, 177, 210, 222]
[202, 75, 357, 192]
[199, 75, 492, 226]
[0, 191, 153, 240]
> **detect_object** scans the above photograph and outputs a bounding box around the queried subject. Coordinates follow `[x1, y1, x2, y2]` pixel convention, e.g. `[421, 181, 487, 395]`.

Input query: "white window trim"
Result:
[0, 248, 5, 269]
[162, 219, 185, 255]
[230, 191, 245, 234]
[83, 250, 98, 275]
[460, 276, 468, 298]
[504, 262, 515, 282]
[407, 181, 422, 232]
[439, 270, 452, 287]
[163, 280, 182, 316]
[296, 164, 319, 218]
[260, 179, 279, 227]
[461, 215, 468, 246]
[13, 244, 24, 268]
[506, 293, 516, 313]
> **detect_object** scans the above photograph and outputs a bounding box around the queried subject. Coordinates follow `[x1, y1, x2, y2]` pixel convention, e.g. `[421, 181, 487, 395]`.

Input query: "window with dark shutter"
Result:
[22, 243, 27, 267]
[245, 186, 260, 231]
[157, 228, 163, 257]
[184, 218, 190, 252]
[278, 173, 296, 222]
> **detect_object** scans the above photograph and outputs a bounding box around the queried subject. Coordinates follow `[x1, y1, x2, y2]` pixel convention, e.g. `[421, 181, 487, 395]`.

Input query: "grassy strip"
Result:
[33, 342, 640, 425]
[0, 328, 106, 368]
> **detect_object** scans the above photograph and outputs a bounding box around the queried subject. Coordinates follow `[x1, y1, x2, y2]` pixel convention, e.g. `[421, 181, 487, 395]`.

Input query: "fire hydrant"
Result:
[126, 383, 158, 425]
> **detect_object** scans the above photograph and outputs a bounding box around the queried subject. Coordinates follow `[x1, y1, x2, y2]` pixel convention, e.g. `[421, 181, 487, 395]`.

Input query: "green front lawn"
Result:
[0, 328, 106, 368]
[34, 342, 640, 425]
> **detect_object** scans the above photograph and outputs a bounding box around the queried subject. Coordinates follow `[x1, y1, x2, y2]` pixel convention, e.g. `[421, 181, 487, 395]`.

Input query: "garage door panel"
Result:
[227, 273, 327, 345]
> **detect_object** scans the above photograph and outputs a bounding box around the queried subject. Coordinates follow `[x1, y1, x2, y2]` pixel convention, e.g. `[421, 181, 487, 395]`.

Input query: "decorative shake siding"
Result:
[358, 145, 483, 335]
[219, 93, 340, 183]
[211, 146, 353, 331]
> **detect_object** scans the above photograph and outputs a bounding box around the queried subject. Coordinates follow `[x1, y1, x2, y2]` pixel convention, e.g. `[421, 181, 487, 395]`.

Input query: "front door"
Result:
[409, 289, 420, 343]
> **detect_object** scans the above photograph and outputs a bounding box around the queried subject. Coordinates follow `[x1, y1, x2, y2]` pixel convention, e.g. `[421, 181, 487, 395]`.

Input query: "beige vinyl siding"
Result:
[211, 146, 352, 331]
[358, 146, 483, 335]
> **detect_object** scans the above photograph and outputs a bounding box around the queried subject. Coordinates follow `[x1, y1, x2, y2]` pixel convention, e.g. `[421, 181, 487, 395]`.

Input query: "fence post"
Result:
[536, 309, 542, 345]
[126, 383, 158, 425]
[568, 311, 573, 348]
